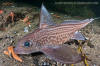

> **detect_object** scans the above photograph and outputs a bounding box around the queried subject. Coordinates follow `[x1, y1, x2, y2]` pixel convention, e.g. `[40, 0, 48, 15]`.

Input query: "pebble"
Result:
[14, 31, 17, 34]
[50, 13, 54, 15]
[93, 64, 96, 66]
[29, 25, 31, 27]
[63, 64, 67, 66]
[40, 61, 51, 66]
[24, 27, 29, 33]
[11, 6, 15, 8]
[85, 37, 89, 40]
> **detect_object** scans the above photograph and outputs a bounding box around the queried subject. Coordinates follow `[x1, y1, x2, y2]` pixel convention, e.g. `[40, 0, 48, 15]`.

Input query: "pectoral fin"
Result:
[41, 45, 82, 64]
[71, 31, 86, 40]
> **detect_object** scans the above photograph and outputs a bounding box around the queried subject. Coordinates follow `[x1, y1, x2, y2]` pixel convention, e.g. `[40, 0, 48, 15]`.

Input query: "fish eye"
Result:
[24, 41, 30, 47]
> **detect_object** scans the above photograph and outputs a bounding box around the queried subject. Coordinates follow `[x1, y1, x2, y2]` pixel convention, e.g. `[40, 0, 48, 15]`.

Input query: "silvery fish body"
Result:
[14, 4, 94, 64]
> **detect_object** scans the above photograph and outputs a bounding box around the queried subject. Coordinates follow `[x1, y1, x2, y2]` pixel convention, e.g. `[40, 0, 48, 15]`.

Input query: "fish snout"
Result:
[14, 47, 23, 54]
[14, 47, 29, 54]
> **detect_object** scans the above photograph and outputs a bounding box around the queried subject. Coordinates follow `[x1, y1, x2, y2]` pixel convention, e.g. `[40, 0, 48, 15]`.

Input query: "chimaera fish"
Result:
[14, 4, 96, 64]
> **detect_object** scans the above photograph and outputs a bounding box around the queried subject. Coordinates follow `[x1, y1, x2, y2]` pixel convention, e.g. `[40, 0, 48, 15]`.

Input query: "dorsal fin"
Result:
[39, 4, 55, 28]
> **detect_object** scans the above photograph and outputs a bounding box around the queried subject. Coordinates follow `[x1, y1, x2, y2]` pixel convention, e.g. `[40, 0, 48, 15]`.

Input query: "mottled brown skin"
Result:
[14, 22, 89, 54]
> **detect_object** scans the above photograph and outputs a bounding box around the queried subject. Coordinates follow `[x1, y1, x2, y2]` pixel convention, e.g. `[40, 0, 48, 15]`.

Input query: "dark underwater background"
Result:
[0, 0, 100, 17]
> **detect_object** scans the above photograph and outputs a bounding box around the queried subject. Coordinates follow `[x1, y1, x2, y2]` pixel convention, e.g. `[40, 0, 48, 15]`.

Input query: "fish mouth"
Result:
[14, 47, 24, 54]
[14, 47, 38, 54]
[14, 47, 30, 54]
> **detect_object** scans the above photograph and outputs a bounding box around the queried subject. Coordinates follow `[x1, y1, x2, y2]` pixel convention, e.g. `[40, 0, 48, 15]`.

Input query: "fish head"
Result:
[14, 35, 39, 54]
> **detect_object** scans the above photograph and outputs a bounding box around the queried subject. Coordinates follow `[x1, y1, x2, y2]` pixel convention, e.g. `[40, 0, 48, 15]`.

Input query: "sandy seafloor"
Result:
[0, 3, 100, 66]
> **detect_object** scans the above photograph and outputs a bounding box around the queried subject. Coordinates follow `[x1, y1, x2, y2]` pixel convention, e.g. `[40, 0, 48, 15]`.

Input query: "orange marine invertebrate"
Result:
[0, 10, 3, 14]
[22, 16, 29, 23]
[4, 46, 22, 62]
[4, 51, 10, 57]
